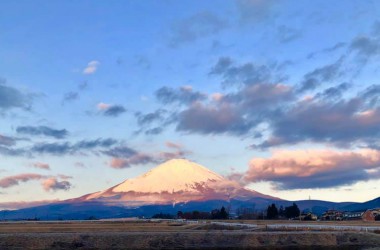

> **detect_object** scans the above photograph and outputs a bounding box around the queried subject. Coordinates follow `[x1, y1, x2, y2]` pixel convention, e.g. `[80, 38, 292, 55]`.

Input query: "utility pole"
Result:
[309, 195, 312, 214]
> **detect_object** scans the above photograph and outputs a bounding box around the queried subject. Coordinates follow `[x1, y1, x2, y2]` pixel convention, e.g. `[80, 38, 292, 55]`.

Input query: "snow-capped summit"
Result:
[77, 159, 276, 205]
[112, 159, 224, 193]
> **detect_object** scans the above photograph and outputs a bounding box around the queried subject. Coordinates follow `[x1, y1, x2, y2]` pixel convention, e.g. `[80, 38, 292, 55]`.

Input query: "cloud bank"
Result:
[244, 149, 380, 189]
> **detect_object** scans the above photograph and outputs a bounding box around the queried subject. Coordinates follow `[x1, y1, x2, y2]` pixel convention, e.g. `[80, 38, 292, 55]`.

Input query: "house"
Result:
[321, 210, 343, 221]
[343, 211, 364, 220]
[362, 209, 380, 221]
[299, 212, 317, 221]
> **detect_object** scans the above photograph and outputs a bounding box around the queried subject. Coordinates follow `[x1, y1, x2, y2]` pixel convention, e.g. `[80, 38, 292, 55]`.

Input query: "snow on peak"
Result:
[111, 158, 224, 193]
[80, 158, 278, 204]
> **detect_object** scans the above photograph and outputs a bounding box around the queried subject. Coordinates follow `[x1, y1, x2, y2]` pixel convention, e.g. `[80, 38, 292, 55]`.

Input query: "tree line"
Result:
[267, 203, 300, 219]
[151, 203, 303, 220]
[152, 206, 229, 220]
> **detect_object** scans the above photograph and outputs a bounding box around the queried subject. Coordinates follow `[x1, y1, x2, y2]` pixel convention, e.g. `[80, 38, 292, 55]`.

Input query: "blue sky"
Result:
[1, 0, 380, 208]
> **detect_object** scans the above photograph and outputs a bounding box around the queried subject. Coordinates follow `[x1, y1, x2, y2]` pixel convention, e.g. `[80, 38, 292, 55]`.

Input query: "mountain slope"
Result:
[75, 159, 277, 205]
[5, 197, 379, 220]
[341, 197, 380, 211]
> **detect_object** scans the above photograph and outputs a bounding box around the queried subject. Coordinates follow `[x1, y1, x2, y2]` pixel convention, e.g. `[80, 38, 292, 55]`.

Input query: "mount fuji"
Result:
[2, 159, 281, 220]
[73, 159, 277, 206]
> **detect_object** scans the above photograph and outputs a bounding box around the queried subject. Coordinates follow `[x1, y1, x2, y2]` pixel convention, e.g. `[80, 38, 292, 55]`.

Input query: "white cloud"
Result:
[83, 60, 100, 74]
[97, 102, 111, 111]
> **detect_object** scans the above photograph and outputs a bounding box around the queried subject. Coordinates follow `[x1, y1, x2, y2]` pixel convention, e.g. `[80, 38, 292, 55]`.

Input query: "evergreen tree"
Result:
[220, 206, 228, 219]
[177, 211, 183, 219]
[211, 207, 229, 219]
[266, 204, 279, 219]
[192, 210, 200, 219]
[279, 206, 284, 218]
[284, 203, 300, 219]
[293, 203, 300, 218]
[152, 213, 174, 219]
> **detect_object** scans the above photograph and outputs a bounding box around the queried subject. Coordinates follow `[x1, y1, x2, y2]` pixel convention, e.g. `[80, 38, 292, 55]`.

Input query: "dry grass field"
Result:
[227, 219, 380, 226]
[1, 219, 379, 233]
[0, 220, 380, 249]
[0, 220, 197, 233]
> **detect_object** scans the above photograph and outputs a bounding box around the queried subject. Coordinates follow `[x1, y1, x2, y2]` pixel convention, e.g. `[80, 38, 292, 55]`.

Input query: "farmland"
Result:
[1, 220, 380, 249]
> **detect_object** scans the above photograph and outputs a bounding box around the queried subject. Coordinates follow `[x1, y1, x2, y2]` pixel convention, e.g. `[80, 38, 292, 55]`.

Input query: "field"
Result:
[1, 220, 380, 249]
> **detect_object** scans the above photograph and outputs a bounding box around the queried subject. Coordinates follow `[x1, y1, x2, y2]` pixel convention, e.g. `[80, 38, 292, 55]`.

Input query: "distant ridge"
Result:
[341, 196, 380, 211]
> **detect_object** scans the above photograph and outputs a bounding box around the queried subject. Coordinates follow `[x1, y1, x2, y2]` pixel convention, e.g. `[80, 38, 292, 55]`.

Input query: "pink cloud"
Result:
[0, 173, 45, 188]
[32, 162, 50, 170]
[159, 150, 188, 161]
[211, 92, 224, 102]
[244, 149, 380, 189]
[110, 154, 153, 169]
[97, 102, 111, 111]
[0, 173, 72, 192]
[0, 134, 16, 146]
[165, 141, 182, 150]
[110, 158, 127, 168]
[108, 142, 192, 169]
[42, 177, 71, 191]
[177, 101, 245, 134]
[57, 174, 72, 180]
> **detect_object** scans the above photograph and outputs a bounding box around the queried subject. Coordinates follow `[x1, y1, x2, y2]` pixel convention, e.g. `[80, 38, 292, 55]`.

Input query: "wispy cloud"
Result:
[209, 56, 285, 87]
[0, 135, 17, 146]
[0, 82, 32, 110]
[31, 162, 51, 170]
[0, 145, 26, 156]
[97, 102, 126, 117]
[155, 86, 207, 105]
[0, 173, 45, 188]
[169, 11, 227, 47]
[110, 154, 153, 169]
[298, 57, 344, 92]
[83, 60, 100, 74]
[62, 91, 79, 104]
[165, 141, 182, 150]
[276, 25, 302, 43]
[307, 42, 346, 59]
[106, 143, 192, 169]
[16, 125, 68, 139]
[235, 0, 278, 24]
[31, 138, 118, 155]
[0, 173, 72, 192]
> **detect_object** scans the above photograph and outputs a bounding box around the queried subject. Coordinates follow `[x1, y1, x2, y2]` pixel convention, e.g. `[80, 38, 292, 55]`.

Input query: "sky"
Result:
[1, 0, 380, 209]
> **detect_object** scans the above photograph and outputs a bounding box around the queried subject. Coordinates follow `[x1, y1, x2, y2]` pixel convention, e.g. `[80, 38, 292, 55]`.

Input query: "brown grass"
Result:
[1, 220, 379, 234]
[1, 221, 380, 249]
[0, 221, 197, 233]
[227, 219, 380, 226]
